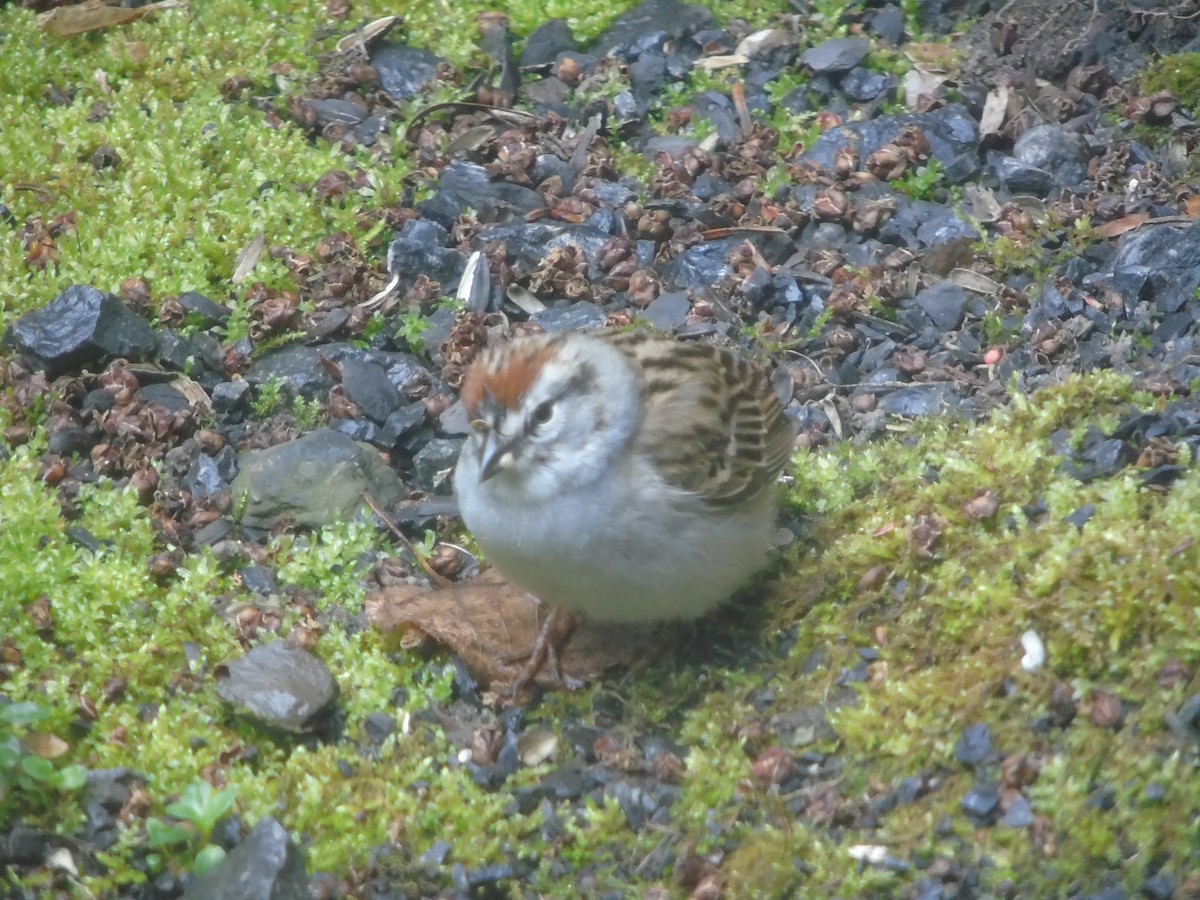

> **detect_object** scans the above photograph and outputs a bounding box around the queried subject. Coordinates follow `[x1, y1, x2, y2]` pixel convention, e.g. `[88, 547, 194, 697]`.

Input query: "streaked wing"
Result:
[607, 330, 794, 506]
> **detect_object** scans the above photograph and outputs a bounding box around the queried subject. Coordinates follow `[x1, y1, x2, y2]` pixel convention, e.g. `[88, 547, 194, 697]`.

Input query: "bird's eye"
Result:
[531, 400, 554, 427]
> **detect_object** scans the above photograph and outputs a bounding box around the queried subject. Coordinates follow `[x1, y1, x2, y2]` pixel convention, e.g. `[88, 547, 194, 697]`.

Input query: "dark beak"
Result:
[478, 432, 514, 482]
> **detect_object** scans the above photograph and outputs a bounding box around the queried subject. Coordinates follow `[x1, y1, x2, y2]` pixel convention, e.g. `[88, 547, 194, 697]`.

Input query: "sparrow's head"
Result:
[456, 333, 641, 500]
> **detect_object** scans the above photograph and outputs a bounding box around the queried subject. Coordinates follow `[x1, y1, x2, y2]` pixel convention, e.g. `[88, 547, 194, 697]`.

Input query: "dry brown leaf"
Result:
[1186, 195, 1200, 220]
[1094, 213, 1149, 239]
[21, 733, 69, 759]
[39, 0, 188, 37]
[365, 570, 656, 693]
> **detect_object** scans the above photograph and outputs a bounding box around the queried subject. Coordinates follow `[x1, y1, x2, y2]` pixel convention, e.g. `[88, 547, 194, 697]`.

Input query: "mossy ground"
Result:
[2, 1, 1199, 897]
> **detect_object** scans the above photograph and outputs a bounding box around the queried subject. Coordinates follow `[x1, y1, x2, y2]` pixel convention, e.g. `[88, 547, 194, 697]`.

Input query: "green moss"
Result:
[1139, 52, 1200, 116]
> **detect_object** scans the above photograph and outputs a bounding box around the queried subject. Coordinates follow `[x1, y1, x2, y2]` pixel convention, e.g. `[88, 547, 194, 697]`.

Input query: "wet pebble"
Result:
[953, 723, 993, 767]
[8, 284, 157, 376]
[231, 429, 405, 529]
[181, 817, 308, 900]
[802, 37, 870, 73]
[959, 781, 1000, 824]
[370, 42, 442, 101]
[215, 641, 338, 733]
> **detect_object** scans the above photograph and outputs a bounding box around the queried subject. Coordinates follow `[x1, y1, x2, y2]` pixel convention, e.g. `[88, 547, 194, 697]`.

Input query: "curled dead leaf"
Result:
[908, 514, 943, 559]
[963, 489, 999, 520]
[365, 570, 655, 694]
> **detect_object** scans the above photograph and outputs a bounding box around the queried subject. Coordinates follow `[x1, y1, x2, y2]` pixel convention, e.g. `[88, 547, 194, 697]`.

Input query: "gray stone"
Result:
[639, 291, 690, 331]
[413, 438, 462, 494]
[802, 37, 870, 73]
[182, 817, 308, 900]
[215, 641, 338, 734]
[370, 42, 441, 102]
[915, 282, 970, 330]
[231, 429, 404, 529]
[1013, 125, 1090, 188]
[340, 356, 401, 423]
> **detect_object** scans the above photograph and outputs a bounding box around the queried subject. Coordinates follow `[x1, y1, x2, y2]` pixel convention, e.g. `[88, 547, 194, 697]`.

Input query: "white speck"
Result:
[1020, 629, 1045, 672]
[46, 848, 78, 876]
[848, 844, 889, 865]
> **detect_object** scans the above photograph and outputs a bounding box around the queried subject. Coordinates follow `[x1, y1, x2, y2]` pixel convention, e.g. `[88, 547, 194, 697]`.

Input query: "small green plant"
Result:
[0, 702, 88, 813]
[394, 309, 432, 352]
[900, 0, 923, 38]
[291, 394, 327, 429]
[250, 378, 288, 417]
[980, 310, 1019, 347]
[144, 780, 239, 875]
[413, 529, 437, 561]
[891, 157, 945, 200]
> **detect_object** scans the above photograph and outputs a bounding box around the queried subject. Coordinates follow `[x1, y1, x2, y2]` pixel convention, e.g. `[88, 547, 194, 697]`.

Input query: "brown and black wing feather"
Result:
[608, 330, 793, 507]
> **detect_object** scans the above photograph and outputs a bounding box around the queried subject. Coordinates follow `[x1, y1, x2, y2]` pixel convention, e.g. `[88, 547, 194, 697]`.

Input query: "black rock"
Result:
[868, 5, 905, 43]
[136, 382, 192, 413]
[840, 67, 891, 101]
[215, 641, 338, 733]
[639, 291, 690, 331]
[690, 91, 740, 144]
[421, 160, 544, 227]
[239, 564, 277, 594]
[157, 330, 211, 375]
[1064, 503, 1095, 529]
[246, 345, 336, 397]
[370, 42, 442, 102]
[385, 220, 467, 297]
[0, 825, 52, 866]
[802, 37, 870, 73]
[987, 151, 1055, 196]
[46, 424, 96, 457]
[878, 198, 979, 251]
[380, 403, 428, 448]
[591, 0, 714, 59]
[1108, 220, 1200, 317]
[437, 400, 470, 437]
[914, 282, 970, 330]
[530, 301, 607, 332]
[1012, 125, 1091, 188]
[629, 51, 668, 99]
[181, 817, 308, 900]
[307, 98, 365, 128]
[412, 438, 462, 494]
[1001, 794, 1034, 828]
[7, 284, 157, 375]
[211, 380, 252, 413]
[878, 384, 957, 417]
[340, 356, 402, 424]
[521, 19, 577, 69]
[1142, 872, 1176, 900]
[960, 782, 1000, 822]
[184, 452, 232, 499]
[177, 290, 231, 325]
[362, 712, 396, 745]
[954, 723, 992, 767]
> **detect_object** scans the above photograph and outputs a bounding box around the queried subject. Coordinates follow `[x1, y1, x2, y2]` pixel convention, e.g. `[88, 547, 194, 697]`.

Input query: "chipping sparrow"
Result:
[454, 329, 794, 631]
